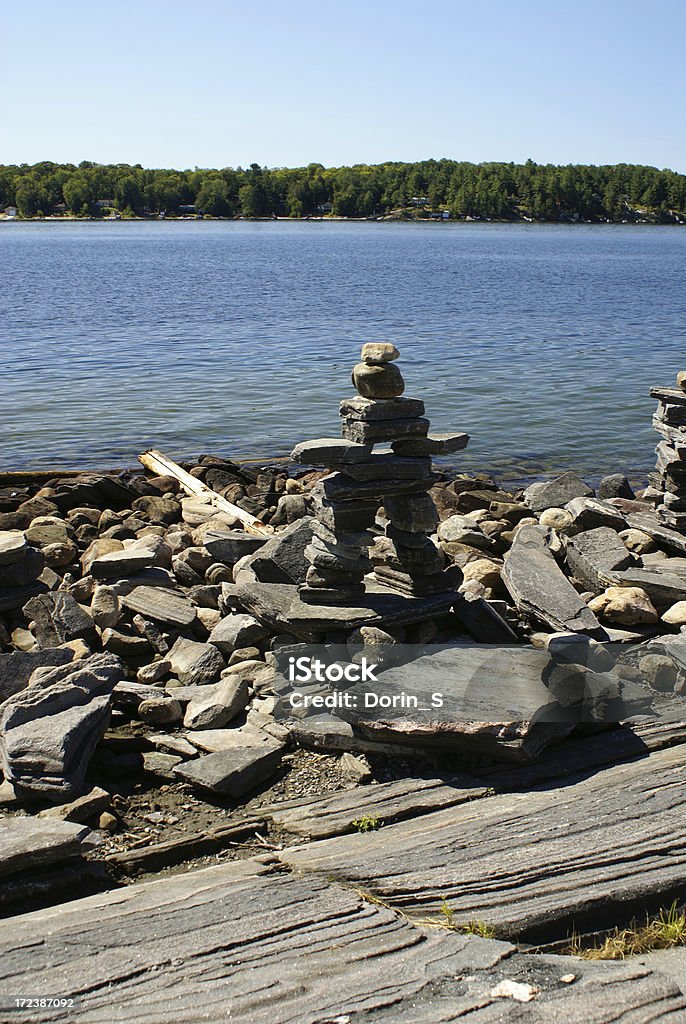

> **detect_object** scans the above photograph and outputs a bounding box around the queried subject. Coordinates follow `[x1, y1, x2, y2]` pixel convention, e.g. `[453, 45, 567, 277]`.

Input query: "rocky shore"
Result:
[2, 353, 686, 920]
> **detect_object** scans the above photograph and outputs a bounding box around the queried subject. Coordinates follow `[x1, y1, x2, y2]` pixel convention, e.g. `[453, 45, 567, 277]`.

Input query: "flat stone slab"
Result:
[283, 741, 686, 944]
[235, 581, 457, 636]
[0, 857, 684, 1022]
[173, 741, 283, 797]
[120, 585, 197, 626]
[0, 530, 28, 566]
[0, 817, 90, 879]
[262, 775, 488, 838]
[565, 526, 635, 591]
[626, 512, 686, 555]
[290, 437, 372, 465]
[326, 645, 579, 761]
[524, 471, 594, 513]
[502, 525, 606, 638]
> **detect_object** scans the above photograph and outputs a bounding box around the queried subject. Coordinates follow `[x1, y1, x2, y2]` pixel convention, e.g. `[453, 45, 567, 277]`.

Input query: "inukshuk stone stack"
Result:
[651, 371, 686, 530]
[291, 343, 468, 605]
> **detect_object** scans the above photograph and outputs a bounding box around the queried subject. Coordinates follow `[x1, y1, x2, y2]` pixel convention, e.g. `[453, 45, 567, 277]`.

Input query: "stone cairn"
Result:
[291, 343, 468, 605]
[651, 371, 686, 530]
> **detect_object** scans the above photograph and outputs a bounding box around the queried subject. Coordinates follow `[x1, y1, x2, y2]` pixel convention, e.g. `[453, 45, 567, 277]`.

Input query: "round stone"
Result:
[677, 370, 686, 393]
[361, 342, 400, 365]
[352, 362, 405, 399]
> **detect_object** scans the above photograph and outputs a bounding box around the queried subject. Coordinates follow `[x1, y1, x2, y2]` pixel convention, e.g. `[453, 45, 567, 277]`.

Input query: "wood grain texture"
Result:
[0, 857, 685, 1023]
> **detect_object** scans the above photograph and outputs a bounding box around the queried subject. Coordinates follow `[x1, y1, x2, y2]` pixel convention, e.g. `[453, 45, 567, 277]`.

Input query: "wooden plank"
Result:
[282, 742, 686, 944]
[262, 776, 488, 839]
[139, 449, 272, 536]
[0, 857, 684, 1022]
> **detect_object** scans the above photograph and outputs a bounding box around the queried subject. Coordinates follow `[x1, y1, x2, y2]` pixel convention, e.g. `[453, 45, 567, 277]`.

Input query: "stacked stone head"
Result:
[651, 371, 686, 530]
[291, 343, 468, 605]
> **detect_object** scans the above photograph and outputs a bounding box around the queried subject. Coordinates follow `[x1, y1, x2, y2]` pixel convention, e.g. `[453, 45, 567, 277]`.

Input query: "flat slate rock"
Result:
[524, 471, 593, 513]
[626, 511, 686, 555]
[236, 580, 457, 637]
[1, 858, 684, 1023]
[283, 742, 686, 944]
[0, 816, 91, 879]
[502, 525, 606, 638]
[0, 648, 74, 705]
[120, 585, 197, 626]
[329, 644, 577, 761]
[564, 526, 635, 591]
[262, 775, 488, 838]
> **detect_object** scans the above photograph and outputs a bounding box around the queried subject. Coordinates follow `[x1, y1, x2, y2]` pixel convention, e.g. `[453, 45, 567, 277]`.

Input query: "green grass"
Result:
[351, 815, 383, 833]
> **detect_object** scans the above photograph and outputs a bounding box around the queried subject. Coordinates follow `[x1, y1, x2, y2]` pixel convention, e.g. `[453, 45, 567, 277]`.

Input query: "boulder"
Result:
[208, 613, 268, 655]
[242, 517, 316, 585]
[501, 526, 605, 638]
[588, 586, 659, 626]
[563, 497, 627, 535]
[598, 474, 635, 500]
[564, 527, 635, 591]
[90, 585, 120, 629]
[173, 740, 283, 797]
[183, 676, 250, 730]
[0, 653, 123, 801]
[0, 648, 75, 706]
[23, 592, 97, 649]
[167, 637, 225, 685]
[523, 472, 593, 513]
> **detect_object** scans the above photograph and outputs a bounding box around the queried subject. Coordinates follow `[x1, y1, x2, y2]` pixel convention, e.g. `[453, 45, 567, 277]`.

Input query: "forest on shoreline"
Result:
[2, 158, 686, 223]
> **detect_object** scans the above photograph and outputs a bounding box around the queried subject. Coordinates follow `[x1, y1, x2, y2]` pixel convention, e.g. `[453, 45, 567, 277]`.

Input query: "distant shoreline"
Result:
[2, 215, 684, 227]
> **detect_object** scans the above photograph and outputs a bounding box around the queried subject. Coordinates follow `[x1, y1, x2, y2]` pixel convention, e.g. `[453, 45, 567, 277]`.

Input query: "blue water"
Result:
[1, 220, 685, 484]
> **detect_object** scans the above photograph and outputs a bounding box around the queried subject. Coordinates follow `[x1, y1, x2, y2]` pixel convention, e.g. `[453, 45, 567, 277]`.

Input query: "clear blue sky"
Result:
[2, 0, 685, 172]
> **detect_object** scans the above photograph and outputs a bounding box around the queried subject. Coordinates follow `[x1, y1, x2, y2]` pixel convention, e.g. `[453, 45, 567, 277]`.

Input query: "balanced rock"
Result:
[291, 438, 372, 466]
[360, 342, 400, 364]
[351, 361, 404, 399]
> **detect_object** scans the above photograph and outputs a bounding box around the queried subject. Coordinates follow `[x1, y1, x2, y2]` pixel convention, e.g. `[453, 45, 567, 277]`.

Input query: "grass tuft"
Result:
[567, 902, 686, 960]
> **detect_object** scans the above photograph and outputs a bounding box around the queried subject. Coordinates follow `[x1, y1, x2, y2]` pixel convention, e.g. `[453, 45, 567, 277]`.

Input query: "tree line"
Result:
[2, 158, 685, 222]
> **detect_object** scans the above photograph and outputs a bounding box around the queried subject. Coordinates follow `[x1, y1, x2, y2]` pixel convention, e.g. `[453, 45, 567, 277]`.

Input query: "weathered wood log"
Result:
[0, 857, 684, 1022]
[138, 449, 272, 536]
[282, 741, 686, 944]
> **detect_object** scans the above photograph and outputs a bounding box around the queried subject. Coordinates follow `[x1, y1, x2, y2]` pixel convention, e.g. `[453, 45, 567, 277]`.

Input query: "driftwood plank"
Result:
[0, 857, 684, 1023]
[262, 775, 488, 839]
[282, 742, 686, 943]
[138, 449, 272, 535]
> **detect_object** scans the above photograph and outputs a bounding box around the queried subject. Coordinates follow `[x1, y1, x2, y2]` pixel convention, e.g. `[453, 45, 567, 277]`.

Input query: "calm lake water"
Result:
[2, 220, 685, 484]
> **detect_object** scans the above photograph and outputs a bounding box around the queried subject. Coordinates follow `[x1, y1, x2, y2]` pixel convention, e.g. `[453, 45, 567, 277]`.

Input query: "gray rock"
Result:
[291, 438, 372, 465]
[437, 514, 490, 548]
[0, 648, 75, 706]
[142, 751, 182, 777]
[0, 546, 45, 587]
[120, 585, 197, 626]
[341, 417, 430, 445]
[339, 396, 425, 421]
[183, 676, 250, 729]
[0, 653, 123, 801]
[351, 361, 405, 398]
[0, 530, 28, 566]
[342, 455, 432, 482]
[564, 497, 627, 535]
[167, 636, 225, 685]
[392, 432, 470, 456]
[90, 585, 120, 629]
[564, 527, 635, 591]
[502, 525, 606, 638]
[23, 592, 97, 649]
[524, 472, 594, 513]
[173, 741, 283, 797]
[598, 474, 635, 500]
[0, 817, 91, 879]
[202, 530, 268, 565]
[384, 493, 439, 533]
[137, 659, 171, 684]
[244, 517, 316, 585]
[208, 613, 268, 654]
[89, 544, 157, 580]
